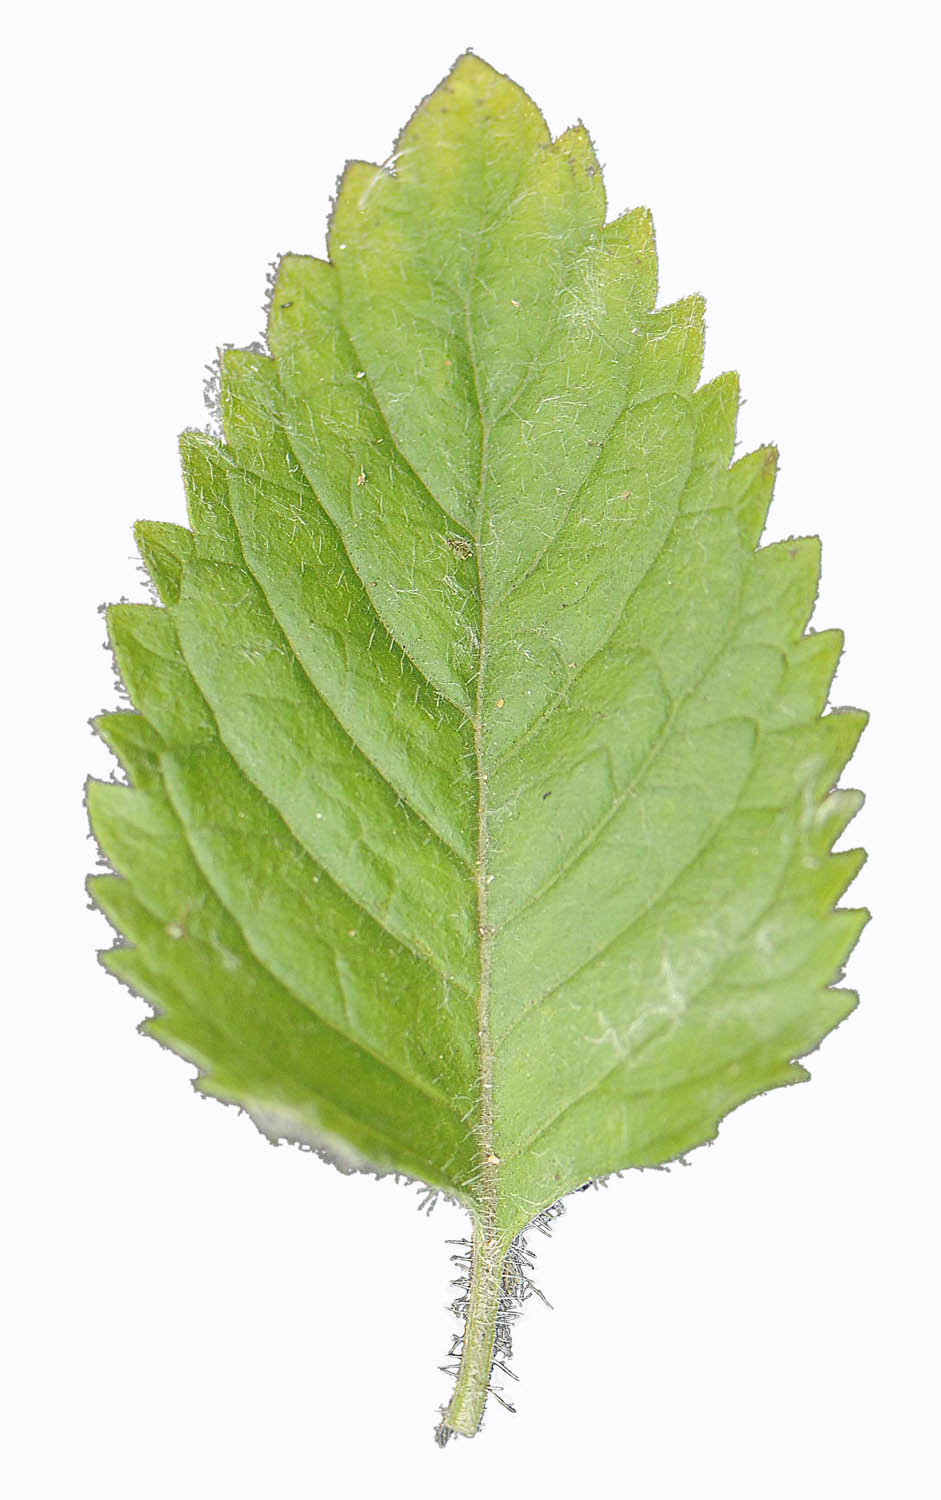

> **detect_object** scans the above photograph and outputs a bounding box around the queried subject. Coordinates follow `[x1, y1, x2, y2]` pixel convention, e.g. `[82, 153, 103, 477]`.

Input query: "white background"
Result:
[4, 2, 937, 1495]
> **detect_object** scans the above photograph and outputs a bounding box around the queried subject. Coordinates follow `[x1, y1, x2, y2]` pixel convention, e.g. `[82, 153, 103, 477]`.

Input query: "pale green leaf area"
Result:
[89, 55, 867, 1440]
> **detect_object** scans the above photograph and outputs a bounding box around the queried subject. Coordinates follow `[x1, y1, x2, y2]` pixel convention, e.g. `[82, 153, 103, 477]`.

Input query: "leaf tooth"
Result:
[134, 520, 194, 606]
[88, 872, 155, 945]
[812, 787, 865, 850]
[767, 628, 845, 728]
[727, 443, 778, 547]
[784, 844, 867, 912]
[602, 205, 658, 312]
[106, 602, 215, 749]
[681, 371, 742, 513]
[179, 429, 243, 564]
[628, 293, 706, 403]
[739, 710, 867, 818]
[742, 535, 822, 642]
[93, 711, 164, 790]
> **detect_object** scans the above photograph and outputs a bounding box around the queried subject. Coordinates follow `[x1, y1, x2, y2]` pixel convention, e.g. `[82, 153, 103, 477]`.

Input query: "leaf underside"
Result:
[90, 54, 867, 1250]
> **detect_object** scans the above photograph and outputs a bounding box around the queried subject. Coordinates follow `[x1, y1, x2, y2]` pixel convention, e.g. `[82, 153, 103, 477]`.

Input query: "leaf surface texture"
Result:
[91, 55, 866, 1244]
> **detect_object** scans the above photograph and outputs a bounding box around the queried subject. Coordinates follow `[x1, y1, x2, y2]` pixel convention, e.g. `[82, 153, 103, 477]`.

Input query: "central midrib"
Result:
[432, 292, 511, 1443]
[437, 141, 563, 1438]
[465, 275, 498, 1231]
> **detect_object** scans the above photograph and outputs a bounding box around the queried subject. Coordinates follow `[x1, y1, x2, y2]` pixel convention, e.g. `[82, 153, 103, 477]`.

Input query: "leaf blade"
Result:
[90, 58, 868, 1428]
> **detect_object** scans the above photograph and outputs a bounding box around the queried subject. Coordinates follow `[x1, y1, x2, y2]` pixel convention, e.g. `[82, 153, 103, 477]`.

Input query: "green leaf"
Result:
[89, 54, 867, 1440]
